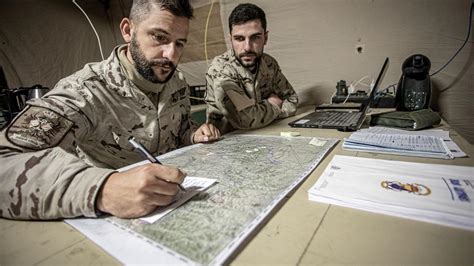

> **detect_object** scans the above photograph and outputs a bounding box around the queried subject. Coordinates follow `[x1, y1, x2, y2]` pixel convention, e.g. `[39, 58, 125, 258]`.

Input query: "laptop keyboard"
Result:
[316, 111, 360, 126]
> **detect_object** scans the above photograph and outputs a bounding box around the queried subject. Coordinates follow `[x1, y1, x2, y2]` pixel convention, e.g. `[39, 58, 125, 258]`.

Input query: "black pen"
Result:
[128, 137, 186, 191]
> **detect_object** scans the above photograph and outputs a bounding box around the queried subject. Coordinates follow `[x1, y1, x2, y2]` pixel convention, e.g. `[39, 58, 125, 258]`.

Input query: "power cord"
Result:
[430, 0, 473, 76]
[204, 0, 215, 66]
[376, 0, 473, 96]
[72, 0, 105, 60]
[342, 75, 373, 104]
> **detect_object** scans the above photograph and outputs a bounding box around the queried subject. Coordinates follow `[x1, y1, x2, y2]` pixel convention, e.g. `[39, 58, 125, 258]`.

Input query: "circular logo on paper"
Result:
[6, 106, 73, 150]
[381, 181, 431, 196]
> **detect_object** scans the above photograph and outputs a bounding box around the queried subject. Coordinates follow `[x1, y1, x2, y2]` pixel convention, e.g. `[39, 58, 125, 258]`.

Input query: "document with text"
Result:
[343, 128, 454, 159]
[359, 126, 466, 157]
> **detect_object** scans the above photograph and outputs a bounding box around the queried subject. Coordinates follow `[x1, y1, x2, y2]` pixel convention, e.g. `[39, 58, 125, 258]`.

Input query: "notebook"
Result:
[288, 57, 389, 131]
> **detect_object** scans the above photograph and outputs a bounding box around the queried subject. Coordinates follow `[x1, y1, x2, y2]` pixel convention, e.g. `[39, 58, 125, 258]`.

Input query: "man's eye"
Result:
[234, 37, 244, 42]
[250, 35, 261, 41]
[153, 34, 167, 42]
[176, 42, 185, 48]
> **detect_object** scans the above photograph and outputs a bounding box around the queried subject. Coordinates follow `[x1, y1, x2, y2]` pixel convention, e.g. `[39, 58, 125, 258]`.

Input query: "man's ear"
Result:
[120, 18, 133, 43]
[264, 31, 269, 45]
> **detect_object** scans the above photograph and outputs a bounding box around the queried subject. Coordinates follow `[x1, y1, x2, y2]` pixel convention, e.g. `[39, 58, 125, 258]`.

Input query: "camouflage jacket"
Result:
[205, 50, 298, 133]
[0, 45, 196, 220]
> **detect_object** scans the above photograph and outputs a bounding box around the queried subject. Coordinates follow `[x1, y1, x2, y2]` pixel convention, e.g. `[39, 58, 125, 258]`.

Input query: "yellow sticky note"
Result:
[280, 131, 301, 137]
[309, 138, 327, 146]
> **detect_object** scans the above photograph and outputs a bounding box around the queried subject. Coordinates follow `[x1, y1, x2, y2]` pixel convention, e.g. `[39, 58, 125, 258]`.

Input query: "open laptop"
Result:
[288, 57, 389, 131]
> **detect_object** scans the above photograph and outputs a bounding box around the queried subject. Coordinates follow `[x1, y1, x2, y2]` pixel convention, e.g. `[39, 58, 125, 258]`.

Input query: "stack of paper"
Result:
[343, 127, 459, 159]
[360, 127, 466, 157]
[308, 155, 474, 231]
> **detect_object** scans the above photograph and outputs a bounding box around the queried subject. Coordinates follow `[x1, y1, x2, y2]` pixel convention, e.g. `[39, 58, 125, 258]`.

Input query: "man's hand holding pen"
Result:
[96, 137, 188, 218]
[96, 164, 186, 218]
[96, 125, 221, 219]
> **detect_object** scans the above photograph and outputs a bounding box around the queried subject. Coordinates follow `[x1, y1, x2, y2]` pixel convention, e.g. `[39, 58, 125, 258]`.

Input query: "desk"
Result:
[1, 106, 473, 265]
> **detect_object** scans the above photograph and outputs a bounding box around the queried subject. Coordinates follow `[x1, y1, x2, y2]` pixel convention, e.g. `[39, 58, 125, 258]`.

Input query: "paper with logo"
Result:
[308, 155, 474, 231]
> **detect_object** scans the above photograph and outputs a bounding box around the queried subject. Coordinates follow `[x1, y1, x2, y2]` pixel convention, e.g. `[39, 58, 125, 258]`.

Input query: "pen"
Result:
[128, 137, 186, 191]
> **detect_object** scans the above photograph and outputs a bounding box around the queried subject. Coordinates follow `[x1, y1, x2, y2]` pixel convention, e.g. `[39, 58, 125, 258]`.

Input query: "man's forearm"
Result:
[226, 100, 281, 130]
[0, 146, 114, 220]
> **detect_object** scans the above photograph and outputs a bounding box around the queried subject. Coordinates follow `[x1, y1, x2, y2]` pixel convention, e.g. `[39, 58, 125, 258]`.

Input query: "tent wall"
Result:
[0, 0, 472, 143]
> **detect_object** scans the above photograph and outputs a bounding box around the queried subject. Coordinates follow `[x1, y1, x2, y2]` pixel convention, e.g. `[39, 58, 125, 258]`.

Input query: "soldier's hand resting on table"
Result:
[193, 123, 221, 143]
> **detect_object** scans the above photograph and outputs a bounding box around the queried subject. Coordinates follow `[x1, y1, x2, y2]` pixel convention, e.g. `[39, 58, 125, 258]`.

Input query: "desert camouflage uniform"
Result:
[0, 45, 196, 220]
[205, 50, 298, 133]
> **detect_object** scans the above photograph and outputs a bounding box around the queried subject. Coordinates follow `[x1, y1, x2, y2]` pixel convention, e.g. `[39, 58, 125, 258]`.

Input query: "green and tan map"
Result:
[68, 135, 337, 265]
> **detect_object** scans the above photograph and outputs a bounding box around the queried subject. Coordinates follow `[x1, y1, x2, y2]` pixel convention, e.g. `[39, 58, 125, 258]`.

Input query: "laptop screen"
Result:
[360, 57, 390, 114]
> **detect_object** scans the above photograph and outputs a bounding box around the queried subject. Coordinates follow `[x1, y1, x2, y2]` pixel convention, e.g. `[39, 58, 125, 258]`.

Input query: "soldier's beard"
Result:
[234, 49, 262, 69]
[129, 35, 176, 84]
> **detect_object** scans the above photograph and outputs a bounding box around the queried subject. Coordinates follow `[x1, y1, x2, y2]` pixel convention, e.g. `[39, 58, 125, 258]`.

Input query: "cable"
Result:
[352, 75, 372, 90]
[342, 75, 372, 104]
[376, 1, 473, 97]
[72, 0, 105, 60]
[431, 1, 473, 76]
[204, 0, 215, 65]
[329, 90, 337, 104]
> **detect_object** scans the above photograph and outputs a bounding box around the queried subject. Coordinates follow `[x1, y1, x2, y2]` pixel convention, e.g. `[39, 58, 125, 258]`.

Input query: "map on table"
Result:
[67, 134, 338, 265]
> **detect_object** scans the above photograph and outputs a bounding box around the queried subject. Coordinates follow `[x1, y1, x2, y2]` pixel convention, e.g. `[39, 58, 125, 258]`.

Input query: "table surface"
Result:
[1, 106, 473, 265]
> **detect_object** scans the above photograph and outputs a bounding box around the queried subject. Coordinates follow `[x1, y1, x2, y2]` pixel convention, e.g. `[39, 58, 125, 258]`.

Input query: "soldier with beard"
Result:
[0, 0, 220, 220]
[205, 3, 298, 134]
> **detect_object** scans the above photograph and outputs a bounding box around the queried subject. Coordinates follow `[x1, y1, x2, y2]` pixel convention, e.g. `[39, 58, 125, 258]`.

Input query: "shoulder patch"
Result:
[6, 106, 74, 150]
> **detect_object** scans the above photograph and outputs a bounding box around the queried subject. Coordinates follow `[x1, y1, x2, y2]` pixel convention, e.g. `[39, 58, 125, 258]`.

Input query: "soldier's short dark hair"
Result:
[130, 0, 194, 23]
[228, 3, 267, 32]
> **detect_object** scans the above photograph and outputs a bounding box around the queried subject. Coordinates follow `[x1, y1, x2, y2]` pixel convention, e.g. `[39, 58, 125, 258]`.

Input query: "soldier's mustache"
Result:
[239, 52, 257, 57]
[150, 59, 175, 69]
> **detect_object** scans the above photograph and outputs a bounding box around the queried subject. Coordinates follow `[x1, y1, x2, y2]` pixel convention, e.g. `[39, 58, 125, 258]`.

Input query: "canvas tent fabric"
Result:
[0, 0, 472, 143]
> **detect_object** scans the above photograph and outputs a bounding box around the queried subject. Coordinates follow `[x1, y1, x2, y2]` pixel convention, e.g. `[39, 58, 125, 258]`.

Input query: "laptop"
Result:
[288, 57, 389, 131]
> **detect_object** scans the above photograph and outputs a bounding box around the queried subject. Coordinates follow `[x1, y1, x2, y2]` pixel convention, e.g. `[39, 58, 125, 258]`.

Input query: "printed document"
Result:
[360, 126, 466, 157]
[343, 127, 455, 159]
[308, 155, 474, 231]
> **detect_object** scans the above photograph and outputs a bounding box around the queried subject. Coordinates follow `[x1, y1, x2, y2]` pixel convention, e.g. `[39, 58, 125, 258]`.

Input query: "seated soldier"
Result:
[0, 0, 220, 220]
[205, 3, 298, 134]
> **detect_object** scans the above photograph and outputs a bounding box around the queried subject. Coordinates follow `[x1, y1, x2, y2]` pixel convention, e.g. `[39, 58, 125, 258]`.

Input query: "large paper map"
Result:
[67, 135, 337, 265]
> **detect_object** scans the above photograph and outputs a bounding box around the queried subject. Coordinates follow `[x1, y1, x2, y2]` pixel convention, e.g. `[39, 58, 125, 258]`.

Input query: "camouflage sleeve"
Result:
[179, 85, 198, 145]
[207, 70, 281, 131]
[0, 83, 114, 220]
[272, 61, 298, 118]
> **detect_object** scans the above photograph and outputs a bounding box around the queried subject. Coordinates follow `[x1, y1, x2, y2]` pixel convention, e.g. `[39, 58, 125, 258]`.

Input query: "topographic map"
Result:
[67, 134, 337, 265]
